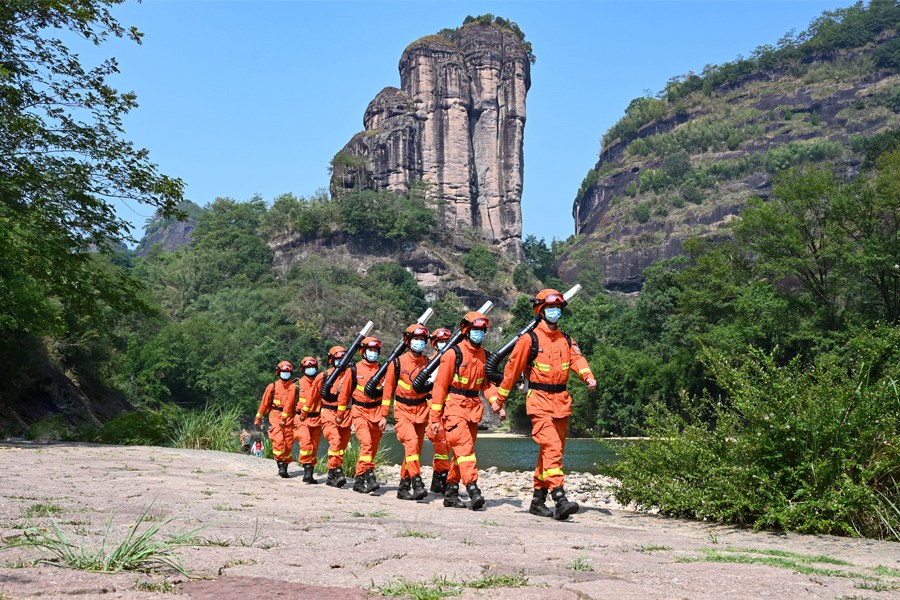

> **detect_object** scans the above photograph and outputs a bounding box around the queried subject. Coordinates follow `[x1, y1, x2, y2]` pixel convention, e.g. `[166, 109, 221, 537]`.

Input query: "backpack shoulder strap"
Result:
[528, 331, 539, 363]
[451, 345, 462, 373]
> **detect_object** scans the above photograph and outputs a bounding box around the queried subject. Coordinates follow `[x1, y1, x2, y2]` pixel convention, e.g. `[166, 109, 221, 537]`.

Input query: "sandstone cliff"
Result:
[560, 24, 898, 292]
[330, 21, 531, 260]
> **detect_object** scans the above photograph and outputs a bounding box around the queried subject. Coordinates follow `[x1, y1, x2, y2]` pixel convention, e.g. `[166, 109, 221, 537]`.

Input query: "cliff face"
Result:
[561, 36, 899, 292]
[330, 23, 530, 260]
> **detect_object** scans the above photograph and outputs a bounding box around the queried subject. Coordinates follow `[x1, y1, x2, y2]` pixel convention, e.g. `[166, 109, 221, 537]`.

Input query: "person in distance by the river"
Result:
[321, 346, 352, 488]
[429, 312, 502, 510]
[339, 337, 388, 494]
[255, 360, 297, 478]
[294, 356, 325, 484]
[382, 324, 432, 501]
[425, 327, 453, 494]
[494, 288, 597, 520]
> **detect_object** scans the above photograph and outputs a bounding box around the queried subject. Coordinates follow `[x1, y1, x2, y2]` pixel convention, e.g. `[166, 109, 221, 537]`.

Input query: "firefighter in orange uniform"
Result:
[494, 289, 597, 520]
[321, 346, 352, 488]
[425, 327, 453, 494]
[294, 356, 325, 484]
[339, 337, 387, 494]
[429, 312, 501, 510]
[382, 324, 431, 501]
[255, 360, 297, 478]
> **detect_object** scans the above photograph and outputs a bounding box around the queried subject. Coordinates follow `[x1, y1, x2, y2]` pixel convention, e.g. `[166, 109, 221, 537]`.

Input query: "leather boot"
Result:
[551, 486, 580, 521]
[334, 467, 347, 488]
[364, 469, 380, 493]
[443, 483, 466, 508]
[529, 488, 553, 518]
[411, 475, 428, 501]
[277, 461, 288, 478]
[302, 464, 318, 484]
[396, 477, 413, 500]
[430, 470, 448, 494]
[352, 474, 367, 493]
[325, 468, 339, 487]
[466, 482, 485, 510]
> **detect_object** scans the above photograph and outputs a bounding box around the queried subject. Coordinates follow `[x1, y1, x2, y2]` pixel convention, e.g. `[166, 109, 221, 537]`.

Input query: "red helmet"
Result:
[275, 360, 293, 374]
[460, 311, 490, 334]
[327, 346, 346, 366]
[403, 324, 429, 343]
[359, 337, 382, 355]
[532, 288, 567, 315]
[300, 356, 318, 369]
[430, 327, 452, 347]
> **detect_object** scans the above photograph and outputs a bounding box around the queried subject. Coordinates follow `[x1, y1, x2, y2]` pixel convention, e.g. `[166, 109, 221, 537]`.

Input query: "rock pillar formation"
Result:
[330, 23, 530, 259]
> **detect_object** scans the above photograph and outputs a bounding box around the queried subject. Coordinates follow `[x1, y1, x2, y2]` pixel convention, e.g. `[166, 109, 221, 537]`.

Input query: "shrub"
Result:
[633, 204, 651, 224]
[463, 245, 498, 282]
[625, 181, 638, 197]
[604, 326, 900, 539]
[169, 404, 242, 452]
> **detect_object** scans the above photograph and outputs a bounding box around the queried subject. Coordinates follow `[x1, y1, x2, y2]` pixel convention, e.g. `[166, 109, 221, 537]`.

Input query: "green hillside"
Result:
[562, 0, 899, 291]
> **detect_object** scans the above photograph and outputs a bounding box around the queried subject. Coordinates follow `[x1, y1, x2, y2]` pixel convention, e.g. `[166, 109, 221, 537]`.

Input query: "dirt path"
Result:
[0, 442, 897, 599]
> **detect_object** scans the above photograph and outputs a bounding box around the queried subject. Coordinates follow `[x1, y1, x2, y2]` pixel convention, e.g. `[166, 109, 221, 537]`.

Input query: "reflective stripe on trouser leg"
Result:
[396, 419, 425, 478]
[445, 418, 479, 485]
[427, 421, 451, 472]
[323, 419, 350, 469]
[353, 415, 382, 476]
[532, 415, 569, 489]
[268, 416, 293, 462]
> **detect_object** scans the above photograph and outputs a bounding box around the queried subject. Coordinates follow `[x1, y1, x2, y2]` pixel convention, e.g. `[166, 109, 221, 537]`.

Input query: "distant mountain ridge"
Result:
[560, 1, 899, 291]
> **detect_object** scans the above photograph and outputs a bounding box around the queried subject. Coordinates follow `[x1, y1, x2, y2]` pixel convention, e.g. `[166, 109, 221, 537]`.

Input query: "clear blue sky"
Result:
[89, 0, 856, 244]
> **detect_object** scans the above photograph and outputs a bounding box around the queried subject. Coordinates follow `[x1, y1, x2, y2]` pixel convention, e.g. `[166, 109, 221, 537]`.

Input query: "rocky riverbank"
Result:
[1, 442, 898, 599]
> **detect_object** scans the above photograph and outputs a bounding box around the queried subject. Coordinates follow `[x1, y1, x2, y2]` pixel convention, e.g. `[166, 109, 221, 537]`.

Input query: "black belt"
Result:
[321, 403, 338, 411]
[269, 406, 283, 413]
[354, 399, 381, 409]
[395, 396, 427, 406]
[528, 382, 567, 393]
[306, 411, 321, 417]
[449, 387, 480, 398]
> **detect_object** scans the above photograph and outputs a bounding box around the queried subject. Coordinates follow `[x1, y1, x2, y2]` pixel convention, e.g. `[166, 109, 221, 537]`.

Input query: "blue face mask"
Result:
[436, 341, 448, 352]
[279, 371, 291, 380]
[544, 307, 562, 324]
[365, 350, 379, 362]
[468, 329, 485, 344]
[304, 367, 317, 377]
[410, 339, 426, 353]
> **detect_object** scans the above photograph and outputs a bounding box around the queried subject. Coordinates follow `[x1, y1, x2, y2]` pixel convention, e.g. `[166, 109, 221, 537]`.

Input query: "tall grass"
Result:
[5, 505, 205, 575]
[169, 404, 242, 452]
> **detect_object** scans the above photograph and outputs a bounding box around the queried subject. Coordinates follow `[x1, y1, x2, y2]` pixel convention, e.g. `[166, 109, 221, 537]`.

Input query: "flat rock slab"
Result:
[1, 442, 898, 599]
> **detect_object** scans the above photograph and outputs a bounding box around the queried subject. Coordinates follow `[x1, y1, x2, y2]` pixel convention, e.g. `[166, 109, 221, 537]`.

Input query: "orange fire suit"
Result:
[425, 351, 452, 473]
[256, 379, 297, 465]
[496, 321, 594, 490]
[340, 360, 388, 476]
[294, 372, 325, 467]
[321, 366, 352, 470]
[429, 339, 498, 486]
[382, 351, 429, 479]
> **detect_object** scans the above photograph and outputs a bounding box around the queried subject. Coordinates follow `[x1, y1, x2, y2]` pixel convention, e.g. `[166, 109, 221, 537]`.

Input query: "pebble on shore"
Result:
[377, 464, 624, 510]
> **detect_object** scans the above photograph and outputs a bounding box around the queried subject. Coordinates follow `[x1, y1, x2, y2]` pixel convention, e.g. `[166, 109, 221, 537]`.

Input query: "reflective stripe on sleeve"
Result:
[452, 374, 469, 384]
[433, 454, 449, 460]
[431, 404, 443, 411]
[498, 387, 511, 397]
[579, 368, 590, 374]
[561, 362, 570, 370]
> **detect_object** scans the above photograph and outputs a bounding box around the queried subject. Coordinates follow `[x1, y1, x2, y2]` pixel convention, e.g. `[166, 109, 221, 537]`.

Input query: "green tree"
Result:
[463, 245, 498, 282]
[522, 235, 554, 283]
[1, 0, 183, 371]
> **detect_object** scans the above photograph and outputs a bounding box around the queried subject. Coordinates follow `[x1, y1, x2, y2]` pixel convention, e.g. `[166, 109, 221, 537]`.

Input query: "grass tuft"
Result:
[567, 554, 593, 571]
[398, 529, 440, 539]
[22, 503, 65, 519]
[5, 504, 205, 575]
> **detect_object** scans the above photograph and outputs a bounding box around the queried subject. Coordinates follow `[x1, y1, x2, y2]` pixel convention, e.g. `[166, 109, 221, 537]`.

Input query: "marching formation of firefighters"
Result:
[255, 286, 597, 521]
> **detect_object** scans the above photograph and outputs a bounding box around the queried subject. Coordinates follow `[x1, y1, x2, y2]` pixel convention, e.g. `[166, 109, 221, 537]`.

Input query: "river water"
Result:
[313, 433, 621, 474]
